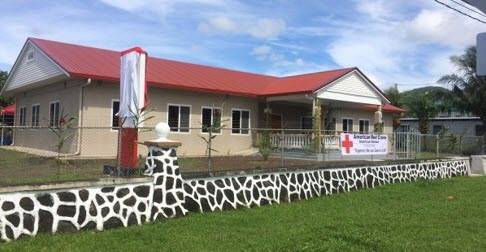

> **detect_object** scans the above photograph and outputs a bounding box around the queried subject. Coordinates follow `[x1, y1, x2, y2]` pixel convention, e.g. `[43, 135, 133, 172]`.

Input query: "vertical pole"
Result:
[406, 133, 410, 159]
[312, 98, 322, 154]
[393, 132, 397, 160]
[436, 134, 440, 158]
[208, 127, 212, 176]
[280, 129, 284, 168]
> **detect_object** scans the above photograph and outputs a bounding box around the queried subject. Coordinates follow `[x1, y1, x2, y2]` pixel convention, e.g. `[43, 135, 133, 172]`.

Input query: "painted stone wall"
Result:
[0, 145, 469, 241]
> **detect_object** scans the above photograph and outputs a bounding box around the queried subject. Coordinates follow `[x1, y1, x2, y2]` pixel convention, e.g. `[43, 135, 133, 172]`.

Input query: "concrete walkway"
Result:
[0, 145, 60, 157]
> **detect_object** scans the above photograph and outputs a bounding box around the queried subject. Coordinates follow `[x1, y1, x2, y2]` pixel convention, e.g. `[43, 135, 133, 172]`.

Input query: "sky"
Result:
[0, 0, 485, 91]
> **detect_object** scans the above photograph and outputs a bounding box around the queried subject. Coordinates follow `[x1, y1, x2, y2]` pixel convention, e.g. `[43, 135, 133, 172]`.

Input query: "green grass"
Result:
[3, 176, 486, 251]
[0, 148, 108, 186]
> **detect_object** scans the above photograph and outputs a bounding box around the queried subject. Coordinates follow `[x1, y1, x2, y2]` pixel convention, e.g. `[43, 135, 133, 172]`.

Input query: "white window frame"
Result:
[342, 117, 353, 133]
[167, 103, 192, 134]
[49, 100, 60, 127]
[201, 106, 223, 135]
[19, 106, 27, 128]
[358, 119, 370, 133]
[31, 103, 40, 128]
[231, 108, 251, 135]
[26, 49, 35, 63]
[110, 99, 120, 131]
[300, 115, 313, 130]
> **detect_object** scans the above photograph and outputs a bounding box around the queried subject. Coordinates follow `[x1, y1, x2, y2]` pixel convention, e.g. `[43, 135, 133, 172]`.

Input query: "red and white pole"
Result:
[118, 47, 148, 170]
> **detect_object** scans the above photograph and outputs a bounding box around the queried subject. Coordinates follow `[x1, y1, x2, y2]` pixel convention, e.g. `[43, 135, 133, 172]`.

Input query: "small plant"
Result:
[257, 131, 273, 161]
[374, 122, 384, 133]
[198, 103, 227, 175]
[48, 109, 76, 179]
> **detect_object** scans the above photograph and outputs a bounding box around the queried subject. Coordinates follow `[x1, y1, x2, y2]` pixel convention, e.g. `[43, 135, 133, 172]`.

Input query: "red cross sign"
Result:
[341, 134, 354, 154]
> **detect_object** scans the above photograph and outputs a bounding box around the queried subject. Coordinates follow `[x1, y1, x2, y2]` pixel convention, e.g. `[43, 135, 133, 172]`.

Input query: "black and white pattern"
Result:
[0, 143, 469, 241]
[0, 183, 153, 241]
[182, 161, 469, 212]
[145, 146, 187, 220]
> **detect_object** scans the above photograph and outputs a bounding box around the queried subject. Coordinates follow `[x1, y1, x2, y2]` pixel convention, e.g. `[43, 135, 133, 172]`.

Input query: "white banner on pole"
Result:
[340, 133, 388, 155]
[119, 47, 147, 128]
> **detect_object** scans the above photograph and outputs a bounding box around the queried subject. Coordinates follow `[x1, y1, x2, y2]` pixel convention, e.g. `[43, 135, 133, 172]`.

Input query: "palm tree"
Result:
[406, 92, 438, 134]
[439, 46, 486, 151]
[384, 84, 403, 129]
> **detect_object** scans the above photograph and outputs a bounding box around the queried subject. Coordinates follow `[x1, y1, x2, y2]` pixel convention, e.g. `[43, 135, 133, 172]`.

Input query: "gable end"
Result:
[1, 40, 69, 95]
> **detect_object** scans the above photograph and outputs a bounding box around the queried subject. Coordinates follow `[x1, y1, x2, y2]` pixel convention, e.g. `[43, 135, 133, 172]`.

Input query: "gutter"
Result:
[62, 78, 91, 157]
[75, 78, 91, 156]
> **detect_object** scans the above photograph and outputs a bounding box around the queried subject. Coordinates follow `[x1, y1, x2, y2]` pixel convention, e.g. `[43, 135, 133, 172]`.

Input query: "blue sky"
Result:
[0, 0, 484, 90]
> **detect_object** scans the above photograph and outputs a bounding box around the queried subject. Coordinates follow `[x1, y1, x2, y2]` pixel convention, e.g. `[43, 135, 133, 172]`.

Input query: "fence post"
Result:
[0, 126, 3, 146]
[436, 134, 440, 158]
[280, 129, 285, 168]
[392, 132, 396, 160]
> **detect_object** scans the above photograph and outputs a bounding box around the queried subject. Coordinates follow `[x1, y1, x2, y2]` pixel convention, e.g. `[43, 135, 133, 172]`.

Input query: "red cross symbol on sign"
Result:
[341, 134, 354, 153]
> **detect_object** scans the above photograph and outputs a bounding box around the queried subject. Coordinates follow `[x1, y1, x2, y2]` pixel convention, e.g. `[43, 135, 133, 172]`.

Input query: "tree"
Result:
[439, 46, 486, 149]
[406, 92, 438, 134]
[384, 85, 403, 129]
[0, 71, 13, 108]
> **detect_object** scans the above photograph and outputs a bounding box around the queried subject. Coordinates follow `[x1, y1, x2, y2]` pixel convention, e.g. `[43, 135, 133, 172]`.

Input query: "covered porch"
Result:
[254, 69, 397, 157]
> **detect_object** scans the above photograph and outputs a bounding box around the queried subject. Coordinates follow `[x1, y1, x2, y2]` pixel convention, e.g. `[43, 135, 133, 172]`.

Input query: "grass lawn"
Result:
[2, 176, 486, 251]
[0, 148, 108, 186]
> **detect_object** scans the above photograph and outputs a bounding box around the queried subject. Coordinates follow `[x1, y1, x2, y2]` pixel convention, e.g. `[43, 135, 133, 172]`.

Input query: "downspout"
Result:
[72, 78, 91, 156]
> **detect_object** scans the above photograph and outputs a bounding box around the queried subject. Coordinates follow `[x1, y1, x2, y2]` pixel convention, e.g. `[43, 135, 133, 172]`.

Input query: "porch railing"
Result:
[269, 133, 340, 150]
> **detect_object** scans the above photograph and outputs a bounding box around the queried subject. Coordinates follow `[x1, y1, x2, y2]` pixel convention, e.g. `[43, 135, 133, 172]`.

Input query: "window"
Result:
[26, 50, 34, 62]
[301, 116, 313, 130]
[432, 125, 444, 135]
[168, 104, 190, 133]
[359, 119, 369, 133]
[342, 118, 353, 132]
[31, 104, 40, 127]
[49, 101, 60, 127]
[111, 100, 120, 129]
[232, 109, 250, 134]
[475, 125, 484, 136]
[201, 107, 222, 133]
[19, 106, 26, 127]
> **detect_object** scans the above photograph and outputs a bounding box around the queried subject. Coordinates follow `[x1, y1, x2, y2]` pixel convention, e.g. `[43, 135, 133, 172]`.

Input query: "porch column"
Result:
[312, 98, 322, 153]
[374, 105, 383, 133]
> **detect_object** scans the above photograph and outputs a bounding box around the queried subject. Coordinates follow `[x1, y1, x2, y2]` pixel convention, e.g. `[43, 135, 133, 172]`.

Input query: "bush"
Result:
[258, 132, 273, 161]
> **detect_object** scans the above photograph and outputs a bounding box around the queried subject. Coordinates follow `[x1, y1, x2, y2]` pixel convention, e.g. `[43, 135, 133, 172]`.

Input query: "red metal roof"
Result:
[0, 104, 15, 115]
[383, 104, 406, 113]
[27, 38, 404, 112]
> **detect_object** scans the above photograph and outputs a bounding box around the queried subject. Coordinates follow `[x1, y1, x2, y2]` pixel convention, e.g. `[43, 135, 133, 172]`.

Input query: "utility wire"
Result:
[434, 0, 486, 24]
[449, 0, 486, 18]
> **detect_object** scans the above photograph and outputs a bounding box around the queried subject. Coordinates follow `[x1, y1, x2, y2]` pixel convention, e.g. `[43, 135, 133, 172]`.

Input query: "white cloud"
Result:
[325, 0, 483, 89]
[405, 9, 483, 48]
[247, 18, 286, 39]
[250, 44, 331, 76]
[199, 16, 286, 40]
[251, 44, 272, 56]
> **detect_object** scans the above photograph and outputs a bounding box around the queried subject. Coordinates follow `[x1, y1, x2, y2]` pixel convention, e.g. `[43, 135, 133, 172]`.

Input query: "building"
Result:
[0, 38, 404, 157]
[399, 117, 484, 136]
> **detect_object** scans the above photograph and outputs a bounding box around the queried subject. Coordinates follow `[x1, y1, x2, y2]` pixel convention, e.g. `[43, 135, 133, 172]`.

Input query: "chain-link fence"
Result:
[1, 124, 484, 184]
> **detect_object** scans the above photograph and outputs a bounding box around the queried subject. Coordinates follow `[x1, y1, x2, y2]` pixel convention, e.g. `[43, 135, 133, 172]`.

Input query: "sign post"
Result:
[118, 47, 147, 170]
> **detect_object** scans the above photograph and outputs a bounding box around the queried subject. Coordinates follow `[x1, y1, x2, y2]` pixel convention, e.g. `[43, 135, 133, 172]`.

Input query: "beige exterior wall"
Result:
[11, 79, 395, 157]
[80, 82, 259, 157]
[13, 80, 83, 153]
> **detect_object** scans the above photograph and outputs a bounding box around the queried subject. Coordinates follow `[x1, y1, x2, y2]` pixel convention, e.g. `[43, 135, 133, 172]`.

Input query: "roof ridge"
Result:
[279, 67, 356, 79]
